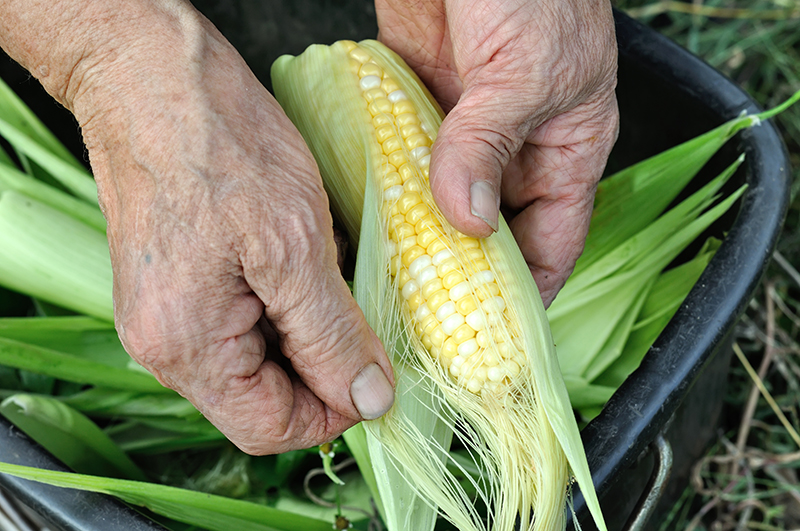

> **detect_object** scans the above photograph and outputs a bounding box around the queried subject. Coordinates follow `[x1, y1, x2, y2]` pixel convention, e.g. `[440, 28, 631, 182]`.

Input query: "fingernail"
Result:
[350, 363, 394, 420]
[470, 181, 499, 232]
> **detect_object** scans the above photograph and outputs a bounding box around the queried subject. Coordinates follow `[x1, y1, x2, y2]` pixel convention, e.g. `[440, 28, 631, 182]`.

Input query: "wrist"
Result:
[0, 0, 204, 113]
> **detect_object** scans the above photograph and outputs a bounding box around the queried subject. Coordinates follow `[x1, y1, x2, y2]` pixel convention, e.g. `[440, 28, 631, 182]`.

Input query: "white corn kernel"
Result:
[487, 367, 505, 383]
[387, 90, 408, 103]
[383, 185, 404, 202]
[432, 248, 454, 266]
[457, 338, 479, 357]
[417, 265, 439, 287]
[441, 313, 466, 335]
[449, 281, 471, 302]
[409, 254, 432, 278]
[481, 296, 506, 313]
[359, 75, 382, 90]
[466, 309, 485, 331]
[435, 301, 457, 321]
[411, 146, 431, 161]
[415, 302, 431, 322]
[402, 279, 420, 300]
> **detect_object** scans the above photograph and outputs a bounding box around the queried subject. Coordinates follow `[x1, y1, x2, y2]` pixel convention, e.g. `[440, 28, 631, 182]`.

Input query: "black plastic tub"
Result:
[0, 8, 791, 531]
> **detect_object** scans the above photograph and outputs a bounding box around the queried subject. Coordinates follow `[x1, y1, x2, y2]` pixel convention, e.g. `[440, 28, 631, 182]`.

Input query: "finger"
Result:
[244, 202, 395, 424]
[429, 84, 532, 238]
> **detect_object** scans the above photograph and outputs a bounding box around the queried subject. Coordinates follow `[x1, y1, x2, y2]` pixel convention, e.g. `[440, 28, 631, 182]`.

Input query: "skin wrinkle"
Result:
[0, 0, 616, 452]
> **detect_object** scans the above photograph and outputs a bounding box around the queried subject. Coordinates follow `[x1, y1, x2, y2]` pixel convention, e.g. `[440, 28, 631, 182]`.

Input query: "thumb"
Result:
[429, 86, 528, 237]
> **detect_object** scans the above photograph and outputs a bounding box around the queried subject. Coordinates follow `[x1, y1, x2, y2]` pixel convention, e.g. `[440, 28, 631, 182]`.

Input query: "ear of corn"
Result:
[272, 39, 606, 531]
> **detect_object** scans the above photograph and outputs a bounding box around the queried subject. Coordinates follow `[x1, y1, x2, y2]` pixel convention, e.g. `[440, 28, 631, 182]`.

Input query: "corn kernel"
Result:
[400, 124, 424, 138]
[368, 98, 393, 116]
[405, 133, 432, 150]
[395, 112, 420, 128]
[426, 289, 451, 313]
[381, 78, 400, 93]
[388, 150, 407, 168]
[359, 62, 383, 78]
[393, 100, 415, 115]
[402, 245, 426, 267]
[405, 203, 431, 226]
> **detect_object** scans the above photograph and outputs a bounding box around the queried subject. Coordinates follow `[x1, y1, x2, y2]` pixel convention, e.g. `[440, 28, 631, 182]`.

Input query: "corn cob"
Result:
[272, 40, 605, 531]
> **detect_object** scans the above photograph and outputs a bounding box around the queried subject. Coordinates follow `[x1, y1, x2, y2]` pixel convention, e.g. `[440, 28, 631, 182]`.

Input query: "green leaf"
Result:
[0, 191, 113, 321]
[0, 316, 128, 366]
[0, 335, 167, 392]
[579, 112, 758, 272]
[0, 77, 80, 167]
[0, 117, 97, 204]
[0, 160, 105, 231]
[1, 393, 146, 480]
[593, 238, 719, 389]
[63, 388, 200, 419]
[0, 462, 335, 531]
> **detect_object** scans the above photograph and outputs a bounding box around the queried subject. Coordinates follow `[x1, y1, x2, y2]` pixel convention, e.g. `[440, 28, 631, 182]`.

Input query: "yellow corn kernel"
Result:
[382, 172, 402, 189]
[364, 87, 387, 103]
[381, 77, 400, 93]
[395, 112, 420, 128]
[373, 114, 394, 129]
[368, 98, 393, 116]
[405, 203, 431, 226]
[426, 289, 451, 313]
[420, 278, 444, 301]
[393, 100, 415, 115]
[375, 124, 397, 143]
[405, 133, 432, 150]
[359, 62, 383, 78]
[455, 295, 479, 315]
[400, 124, 424, 138]
[452, 323, 477, 344]
[388, 150, 407, 168]
[398, 163, 417, 183]
[442, 270, 466, 290]
[382, 136, 403, 155]
[426, 239, 448, 256]
[397, 192, 422, 214]
[417, 226, 443, 249]
[402, 245, 426, 267]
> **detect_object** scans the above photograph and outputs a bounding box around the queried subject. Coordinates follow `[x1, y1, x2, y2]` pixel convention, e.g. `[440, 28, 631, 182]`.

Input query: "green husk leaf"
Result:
[550, 156, 746, 378]
[0, 77, 80, 168]
[593, 238, 720, 390]
[0, 316, 127, 366]
[0, 335, 166, 392]
[0, 160, 106, 231]
[62, 388, 200, 419]
[0, 191, 112, 321]
[0, 393, 146, 480]
[579, 112, 759, 272]
[0, 462, 334, 531]
[0, 117, 97, 204]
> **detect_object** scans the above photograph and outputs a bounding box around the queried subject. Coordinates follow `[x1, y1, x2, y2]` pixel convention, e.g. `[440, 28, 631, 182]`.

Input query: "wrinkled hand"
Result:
[376, 0, 619, 306]
[44, 3, 395, 454]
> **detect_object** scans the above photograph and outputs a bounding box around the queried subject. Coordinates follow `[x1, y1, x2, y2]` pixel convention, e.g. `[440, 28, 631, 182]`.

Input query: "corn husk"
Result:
[272, 39, 605, 531]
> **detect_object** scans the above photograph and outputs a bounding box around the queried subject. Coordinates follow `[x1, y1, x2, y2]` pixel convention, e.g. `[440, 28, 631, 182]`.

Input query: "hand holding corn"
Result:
[376, 0, 620, 305]
[0, 0, 396, 454]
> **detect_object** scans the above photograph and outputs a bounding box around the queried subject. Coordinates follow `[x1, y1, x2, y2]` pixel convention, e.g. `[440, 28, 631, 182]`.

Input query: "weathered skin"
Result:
[0, 0, 617, 454]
